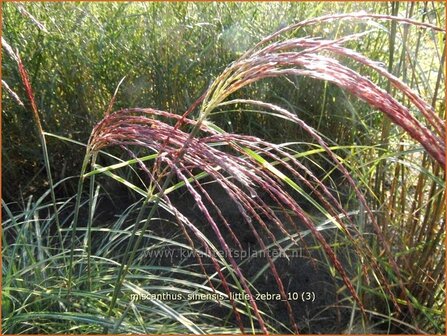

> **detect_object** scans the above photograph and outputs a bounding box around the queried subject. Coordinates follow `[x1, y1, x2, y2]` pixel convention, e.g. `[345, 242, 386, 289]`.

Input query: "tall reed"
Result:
[4, 8, 444, 334]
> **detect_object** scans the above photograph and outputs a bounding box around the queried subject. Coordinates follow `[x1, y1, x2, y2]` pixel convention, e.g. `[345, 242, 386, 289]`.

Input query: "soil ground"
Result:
[93, 180, 356, 333]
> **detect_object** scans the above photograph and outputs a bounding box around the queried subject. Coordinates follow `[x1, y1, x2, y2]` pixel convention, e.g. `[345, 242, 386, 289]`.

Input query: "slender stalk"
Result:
[12, 47, 66, 261]
[431, 45, 445, 110]
[86, 153, 97, 292]
[67, 153, 91, 295]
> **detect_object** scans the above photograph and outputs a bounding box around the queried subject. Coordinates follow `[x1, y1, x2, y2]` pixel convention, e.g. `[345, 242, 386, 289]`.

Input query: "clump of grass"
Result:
[70, 12, 444, 333]
[3, 8, 445, 334]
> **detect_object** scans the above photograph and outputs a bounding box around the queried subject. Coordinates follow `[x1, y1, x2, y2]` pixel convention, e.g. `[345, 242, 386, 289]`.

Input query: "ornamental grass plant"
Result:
[2, 3, 445, 334]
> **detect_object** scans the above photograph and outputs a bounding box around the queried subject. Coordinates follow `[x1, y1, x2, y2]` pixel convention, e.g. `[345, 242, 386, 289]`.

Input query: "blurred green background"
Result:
[4, 2, 444, 202]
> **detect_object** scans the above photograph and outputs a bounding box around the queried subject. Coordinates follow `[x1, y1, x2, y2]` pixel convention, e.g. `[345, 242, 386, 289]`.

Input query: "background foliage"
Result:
[6, 1, 443, 200]
[2, 2, 445, 334]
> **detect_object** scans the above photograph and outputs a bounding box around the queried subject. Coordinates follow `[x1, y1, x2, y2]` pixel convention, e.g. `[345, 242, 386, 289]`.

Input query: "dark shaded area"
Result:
[130, 181, 355, 333]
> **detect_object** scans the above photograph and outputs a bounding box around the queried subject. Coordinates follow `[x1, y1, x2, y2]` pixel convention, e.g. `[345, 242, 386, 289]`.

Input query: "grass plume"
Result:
[3, 7, 445, 334]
